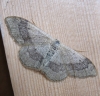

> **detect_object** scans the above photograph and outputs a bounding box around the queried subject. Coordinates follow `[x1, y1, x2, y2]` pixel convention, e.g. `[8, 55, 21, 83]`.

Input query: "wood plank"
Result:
[0, 0, 100, 96]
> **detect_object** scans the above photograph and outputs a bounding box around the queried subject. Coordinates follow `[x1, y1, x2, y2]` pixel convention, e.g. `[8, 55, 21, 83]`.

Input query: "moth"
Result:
[5, 16, 97, 81]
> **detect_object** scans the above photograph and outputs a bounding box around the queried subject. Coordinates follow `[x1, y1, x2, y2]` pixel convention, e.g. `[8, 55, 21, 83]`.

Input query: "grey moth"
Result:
[5, 16, 97, 81]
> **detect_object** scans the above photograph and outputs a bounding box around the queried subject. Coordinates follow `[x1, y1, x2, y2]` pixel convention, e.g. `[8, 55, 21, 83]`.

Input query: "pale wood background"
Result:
[0, 0, 100, 96]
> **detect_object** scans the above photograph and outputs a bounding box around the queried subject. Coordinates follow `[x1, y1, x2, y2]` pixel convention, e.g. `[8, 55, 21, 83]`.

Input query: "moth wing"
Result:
[40, 48, 68, 81]
[5, 16, 53, 46]
[40, 45, 97, 81]
[19, 44, 51, 70]
[61, 45, 97, 78]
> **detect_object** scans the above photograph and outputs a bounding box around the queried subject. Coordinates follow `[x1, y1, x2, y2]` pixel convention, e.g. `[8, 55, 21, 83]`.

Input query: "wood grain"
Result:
[0, 0, 100, 96]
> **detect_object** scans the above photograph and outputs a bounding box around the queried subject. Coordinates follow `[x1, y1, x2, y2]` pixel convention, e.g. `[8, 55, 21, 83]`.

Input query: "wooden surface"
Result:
[0, 0, 100, 96]
[0, 31, 14, 96]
